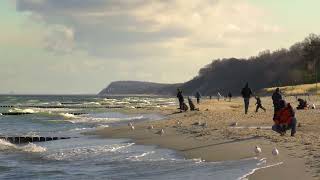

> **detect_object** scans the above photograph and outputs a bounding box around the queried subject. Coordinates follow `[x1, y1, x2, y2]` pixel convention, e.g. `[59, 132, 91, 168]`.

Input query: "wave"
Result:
[58, 113, 77, 119]
[67, 115, 145, 124]
[0, 139, 46, 153]
[126, 151, 155, 161]
[83, 102, 101, 106]
[239, 161, 283, 180]
[8, 108, 37, 114]
[45, 143, 134, 161]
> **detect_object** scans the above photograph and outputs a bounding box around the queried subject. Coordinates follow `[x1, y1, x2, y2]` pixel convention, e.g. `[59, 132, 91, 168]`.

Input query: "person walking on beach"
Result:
[177, 88, 184, 111]
[272, 100, 297, 136]
[241, 83, 253, 114]
[272, 88, 282, 119]
[228, 92, 232, 102]
[195, 91, 201, 104]
[217, 92, 222, 101]
[255, 96, 266, 112]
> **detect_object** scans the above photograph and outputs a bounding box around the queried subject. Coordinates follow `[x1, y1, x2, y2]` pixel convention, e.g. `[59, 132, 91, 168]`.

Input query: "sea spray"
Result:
[0, 139, 46, 153]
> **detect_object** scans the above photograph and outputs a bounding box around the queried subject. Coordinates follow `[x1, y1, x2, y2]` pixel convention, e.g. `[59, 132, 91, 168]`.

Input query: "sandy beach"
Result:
[87, 96, 319, 179]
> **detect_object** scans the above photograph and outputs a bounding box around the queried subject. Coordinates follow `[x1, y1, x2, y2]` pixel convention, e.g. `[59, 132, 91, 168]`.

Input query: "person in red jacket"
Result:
[272, 100, 297, 136]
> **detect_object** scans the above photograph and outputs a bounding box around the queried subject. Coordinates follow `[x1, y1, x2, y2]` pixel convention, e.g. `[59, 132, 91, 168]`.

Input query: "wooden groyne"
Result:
[0, 136, 73, 144]
[0, 105, 125, 109]
[1, 112, 33, 116]
[0, 112, 87, 116]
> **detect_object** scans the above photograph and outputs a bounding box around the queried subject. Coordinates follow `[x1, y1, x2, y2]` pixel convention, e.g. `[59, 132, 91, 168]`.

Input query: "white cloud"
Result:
[16, 0, 283, 59]
[44, 25, 74, 54]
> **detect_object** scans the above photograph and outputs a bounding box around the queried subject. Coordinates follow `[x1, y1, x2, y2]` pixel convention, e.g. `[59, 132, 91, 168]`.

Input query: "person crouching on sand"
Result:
[188, 97, 199, 111]
[272, 100, 297, 137]
[255, 96, 266, 112]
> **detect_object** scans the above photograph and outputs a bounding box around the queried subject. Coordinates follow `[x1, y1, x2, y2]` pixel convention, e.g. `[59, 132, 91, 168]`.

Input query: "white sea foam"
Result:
[96, 124, 110, 129]
[45, 143, 134, 161]
[83, 102, 101, 106]
[67, 115, 144, 124]
[0, 139, 47, 153]
[239, 161, 283, 180]
[0, 139, 16, 151]
[126, 151, 155, 161]
[20, 143, 47, 153]
[59, 113, 77, 119]
[8, 108, 37, 114]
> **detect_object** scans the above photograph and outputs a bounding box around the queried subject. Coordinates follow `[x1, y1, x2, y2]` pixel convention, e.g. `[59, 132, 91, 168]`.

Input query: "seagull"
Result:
[201, 122, 208, 128]
[156, 129, 164, 136]
[272, 147, 279, 156]
[148, 125, 154, 129]
[230, 122, 238, 127]
[254, 146, 262, 155]
[192, 121, 201, 126]
[177, 120, 182, 126]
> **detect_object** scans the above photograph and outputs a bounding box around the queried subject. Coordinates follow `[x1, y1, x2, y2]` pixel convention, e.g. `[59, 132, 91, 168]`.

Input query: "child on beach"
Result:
[255, 96, 266, 112]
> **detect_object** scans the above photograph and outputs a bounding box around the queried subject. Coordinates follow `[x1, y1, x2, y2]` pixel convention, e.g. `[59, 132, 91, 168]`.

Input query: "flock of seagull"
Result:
[128, 121, 280, 157]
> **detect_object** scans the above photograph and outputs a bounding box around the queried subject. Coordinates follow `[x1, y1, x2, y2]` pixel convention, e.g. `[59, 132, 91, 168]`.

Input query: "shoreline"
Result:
[86, 97, 318, 179]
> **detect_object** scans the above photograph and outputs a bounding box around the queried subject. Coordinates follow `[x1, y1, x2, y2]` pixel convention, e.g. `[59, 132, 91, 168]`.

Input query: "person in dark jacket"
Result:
[177, 89, 184, 111]
[255, 96, 266, 112]
[272, 88, 282, 119]
[297, 98, 308, 110]
[195, 91, 201, 104]
[228, 92, 232, 102]
[241, 83, 253, 114]
[188, 97, 199, 111]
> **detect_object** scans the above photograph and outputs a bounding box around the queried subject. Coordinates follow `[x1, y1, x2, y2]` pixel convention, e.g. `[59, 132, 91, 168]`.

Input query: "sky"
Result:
[1, 0, 320, 94]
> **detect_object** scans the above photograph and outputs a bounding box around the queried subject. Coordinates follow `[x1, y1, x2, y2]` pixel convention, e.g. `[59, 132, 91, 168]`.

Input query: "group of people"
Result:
[241, 84, 296, 136]
[176, 89, 199, 112]
[177, 84, 298, 137]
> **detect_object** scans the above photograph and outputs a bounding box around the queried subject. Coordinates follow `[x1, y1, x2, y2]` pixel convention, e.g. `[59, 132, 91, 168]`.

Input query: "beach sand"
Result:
[87, 96, 319, 179]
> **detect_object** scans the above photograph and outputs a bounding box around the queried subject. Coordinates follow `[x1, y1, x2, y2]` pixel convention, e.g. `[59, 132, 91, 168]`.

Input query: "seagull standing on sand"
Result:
[156, 129, 164, 136]
[272, 147, 279, 156]
[176, 120, 182, 126]
[148, 125, 154, 129]
[254, 146, 262, 155]
[201, 122, 208, 128]
[230, 122, 238, 127]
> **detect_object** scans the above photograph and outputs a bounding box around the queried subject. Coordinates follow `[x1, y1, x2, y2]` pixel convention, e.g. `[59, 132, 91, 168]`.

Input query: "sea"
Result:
[0, 95, 274, 180]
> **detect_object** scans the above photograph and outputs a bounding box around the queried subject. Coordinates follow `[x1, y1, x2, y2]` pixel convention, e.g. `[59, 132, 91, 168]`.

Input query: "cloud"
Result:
[44, 24, 74, 54]
[15, 0, 283, 59]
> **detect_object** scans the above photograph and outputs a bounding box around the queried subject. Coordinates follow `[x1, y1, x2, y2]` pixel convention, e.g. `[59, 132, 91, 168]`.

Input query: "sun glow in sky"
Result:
[1, 0, 320, 94]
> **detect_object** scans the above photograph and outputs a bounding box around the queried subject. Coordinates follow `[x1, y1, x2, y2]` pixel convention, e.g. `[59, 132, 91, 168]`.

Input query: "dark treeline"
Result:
[181, 34, 320, 96]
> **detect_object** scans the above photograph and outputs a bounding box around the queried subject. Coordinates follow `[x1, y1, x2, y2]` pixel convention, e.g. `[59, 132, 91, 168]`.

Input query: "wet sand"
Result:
[88, 96, 319, 179]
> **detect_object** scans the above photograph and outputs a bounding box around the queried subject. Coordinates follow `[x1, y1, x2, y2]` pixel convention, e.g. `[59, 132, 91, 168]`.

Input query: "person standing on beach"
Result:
[272, 88, 282, 119]
[255, 96, 266, 112]
[241, 83, 253, 114]
[195, 91, 201, 104]
[177, 89, 184, 111]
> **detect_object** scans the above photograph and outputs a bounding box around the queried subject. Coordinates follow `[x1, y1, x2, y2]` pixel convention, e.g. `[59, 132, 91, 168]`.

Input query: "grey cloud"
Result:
[16, 0, 190, 58]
